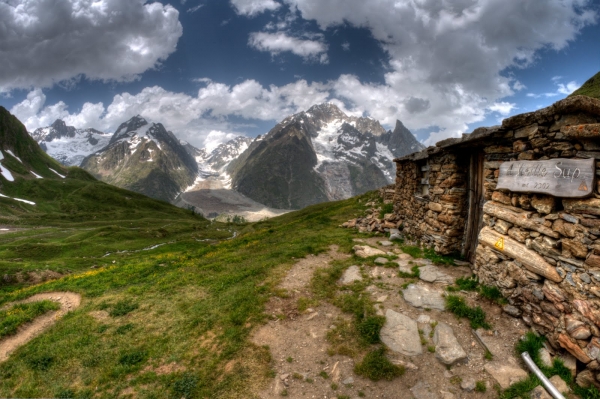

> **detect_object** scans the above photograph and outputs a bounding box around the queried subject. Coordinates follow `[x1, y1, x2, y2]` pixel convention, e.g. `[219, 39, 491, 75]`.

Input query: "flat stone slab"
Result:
[379, 240, 394, 247]
[397, 253, 413, 261]
[402, 284, 446, 310]
[380, 309, 422, 356]
[433, 322, 467, 365]
[484, 361, 528, 389]
[410, 381, 440, 399]
[419, 265, 454, 284]
[374, 257, 388, 265]
[339, 265, 362, 285]
[353, 245, 386, 258]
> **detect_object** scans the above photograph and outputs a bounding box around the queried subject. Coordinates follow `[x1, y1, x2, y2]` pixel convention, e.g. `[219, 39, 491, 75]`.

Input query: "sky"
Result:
[1, 0, 599, 150]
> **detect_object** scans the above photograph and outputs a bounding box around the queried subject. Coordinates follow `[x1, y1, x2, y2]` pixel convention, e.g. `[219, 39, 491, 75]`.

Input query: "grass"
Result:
[571, 71, 600, 99]
[398, 265, 420, 278]
[397, 244, 459, 266]
[445, 295, 491, 330]
[354, 348, 404, 381]
[475, 381, 486, 392]
[379, 203, 394, 219]
[0, 300, 60, 338]
[447, 275, 507, 304]
[0, 185, 374, 398]
[501, 332, 600, 399]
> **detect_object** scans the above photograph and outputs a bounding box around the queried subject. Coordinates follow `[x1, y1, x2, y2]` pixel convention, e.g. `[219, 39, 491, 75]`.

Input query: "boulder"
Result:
[433, 322, 467, 365]
[410, 381, 440, 399]
[339, 265, 362, 285]
[403, 284, 446, 310]
[419, 265, 454, 284]
[353, 245, 386, 258]
[380, 309, 422, 356]
[484, 361, 528, 389]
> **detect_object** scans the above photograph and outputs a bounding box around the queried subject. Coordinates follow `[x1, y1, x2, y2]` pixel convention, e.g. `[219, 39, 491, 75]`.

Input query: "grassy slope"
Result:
[570, 71, 600, 99]
[0, 188, 371, 398]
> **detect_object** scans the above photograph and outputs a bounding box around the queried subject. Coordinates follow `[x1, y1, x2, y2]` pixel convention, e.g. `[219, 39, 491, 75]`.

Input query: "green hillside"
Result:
[570, 71, 600, 99]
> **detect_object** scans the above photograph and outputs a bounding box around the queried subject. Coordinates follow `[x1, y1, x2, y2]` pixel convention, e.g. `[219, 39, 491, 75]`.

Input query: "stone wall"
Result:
[394, 149, 469, 254]
[393, 96, 600, 382]
[473, 97, 600, 379]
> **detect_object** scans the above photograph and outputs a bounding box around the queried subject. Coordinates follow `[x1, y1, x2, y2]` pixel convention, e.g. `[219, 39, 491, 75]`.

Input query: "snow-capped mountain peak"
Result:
[30, 119, 111, 166]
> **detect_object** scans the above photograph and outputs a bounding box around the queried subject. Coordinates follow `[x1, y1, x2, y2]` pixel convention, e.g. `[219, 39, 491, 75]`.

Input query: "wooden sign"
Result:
[497, 158, 595, 198]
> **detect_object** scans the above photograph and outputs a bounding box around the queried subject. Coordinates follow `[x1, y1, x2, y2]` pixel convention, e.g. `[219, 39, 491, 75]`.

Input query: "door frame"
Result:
[463, 150, 485, 263]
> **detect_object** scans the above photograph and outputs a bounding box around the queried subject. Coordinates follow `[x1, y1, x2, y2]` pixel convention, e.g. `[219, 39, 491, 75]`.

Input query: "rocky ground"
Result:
[251, 236, 575, 399]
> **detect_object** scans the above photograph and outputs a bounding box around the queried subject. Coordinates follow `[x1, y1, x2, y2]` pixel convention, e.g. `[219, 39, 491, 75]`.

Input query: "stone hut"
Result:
[392, 95, 600, 380]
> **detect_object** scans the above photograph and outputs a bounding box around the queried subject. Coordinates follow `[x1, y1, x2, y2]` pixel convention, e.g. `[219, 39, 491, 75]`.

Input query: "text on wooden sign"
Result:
[496, 158, 595, 198]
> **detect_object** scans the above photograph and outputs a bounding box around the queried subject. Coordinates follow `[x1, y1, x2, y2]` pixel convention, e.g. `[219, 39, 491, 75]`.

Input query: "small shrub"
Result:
[292, 373, 303, 380]
[109, 300, 138, 317]
[479, 285, 505, 303]
[286, 357, 293, 363]
[484, 350, 493, 360]
[118, 350, 147, 366]
[115, 323, 134, 335]
[354, 348, 404, 381]
[331, 383, 338, 390]
[319, 371, 329, 379]
[172, 373, 198, 399]
[445, 295, 490, 330]
[379, 203, 394, 219]
[27, 355, 54, 371]
[357, 316, 385, 344]
[427, 346, 435, 353]
[475, 381, 487, 392]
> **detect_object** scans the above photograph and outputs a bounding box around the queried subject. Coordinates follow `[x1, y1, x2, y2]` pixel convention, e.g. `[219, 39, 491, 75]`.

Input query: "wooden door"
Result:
[463, 151, 485, 263]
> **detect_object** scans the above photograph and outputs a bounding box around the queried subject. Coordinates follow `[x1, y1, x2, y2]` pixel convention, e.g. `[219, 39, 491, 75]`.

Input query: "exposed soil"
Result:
[0, 292, 81, 363]
[251, 238, 532, 399]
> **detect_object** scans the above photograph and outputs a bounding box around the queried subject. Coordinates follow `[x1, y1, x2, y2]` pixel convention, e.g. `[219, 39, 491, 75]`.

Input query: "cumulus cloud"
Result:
[488, 102, 517, 116]
[248, 31, 329, 63]
[11, 79, 331, 147]
[527, 78, 581, 98]
[282, 0, 596, 143]
[0, 0, 183, 92]
[230, 0, 281, 16]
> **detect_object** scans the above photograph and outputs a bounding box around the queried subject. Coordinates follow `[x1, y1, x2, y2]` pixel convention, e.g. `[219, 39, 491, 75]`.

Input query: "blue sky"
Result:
[1, 0, 599, 149]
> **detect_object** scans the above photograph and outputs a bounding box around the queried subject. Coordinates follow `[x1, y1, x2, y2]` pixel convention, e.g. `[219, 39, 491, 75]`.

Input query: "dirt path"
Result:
[0, 292, 81, 363]
[251, 239, 531, 399]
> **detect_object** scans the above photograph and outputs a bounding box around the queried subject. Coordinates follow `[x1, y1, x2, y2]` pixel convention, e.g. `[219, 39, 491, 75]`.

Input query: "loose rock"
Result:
[403, 284, 446, 310]
[353, 245, 386, 258]
[339, 265, 362, 285]
[484, 361, 528, 389]
[380, 309, 423, 356]
[530, 385, 552, 399]
[433, 322, 467, 365]
[419, 265, 454, 284]
[410, 381, 440, 399]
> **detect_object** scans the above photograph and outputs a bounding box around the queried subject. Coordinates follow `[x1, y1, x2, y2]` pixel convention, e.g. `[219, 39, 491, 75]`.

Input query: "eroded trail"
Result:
[0, 292, 81, 363]
[251, 239, 530, 399]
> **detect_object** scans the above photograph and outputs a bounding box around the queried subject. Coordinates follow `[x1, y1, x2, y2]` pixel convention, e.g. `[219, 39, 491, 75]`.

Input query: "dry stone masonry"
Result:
[387, 95, 600, 387]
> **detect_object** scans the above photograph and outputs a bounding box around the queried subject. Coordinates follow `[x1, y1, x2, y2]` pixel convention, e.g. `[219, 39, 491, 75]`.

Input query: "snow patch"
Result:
[49, 168, 66, 179]
[5, 150, 23, 163]
[31, 171, 43, 179]
[13, 198, 36, 205]
[0, 165, 14, 181]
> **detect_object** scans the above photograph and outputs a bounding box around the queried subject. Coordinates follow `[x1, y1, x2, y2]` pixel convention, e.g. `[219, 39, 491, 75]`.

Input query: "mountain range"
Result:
[28, 103, 424, 210]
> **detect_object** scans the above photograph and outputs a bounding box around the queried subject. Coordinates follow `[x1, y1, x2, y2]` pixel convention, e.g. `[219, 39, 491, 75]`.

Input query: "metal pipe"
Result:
[521, 352, 566, 399]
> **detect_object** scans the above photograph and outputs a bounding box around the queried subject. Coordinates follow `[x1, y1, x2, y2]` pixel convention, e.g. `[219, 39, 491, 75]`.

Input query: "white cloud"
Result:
[527, 78, 581, 98]
[11, 80, 331, 147]
[488, 102, 516, 116]
[281, 0, 597, 143]
[0, 0, 183, 92]
[230, 0, 281, 16]
[341, 42, 350, 51]
[248, 32, 329, 63]
[512, 81, 526, 91]
[187, 4, 204, 13]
